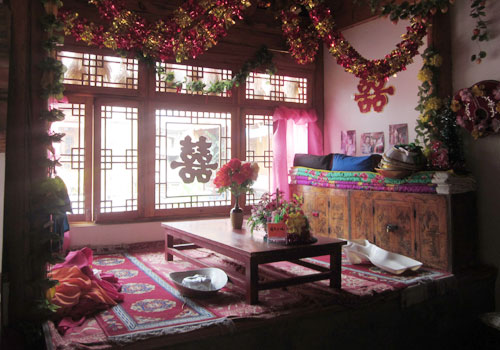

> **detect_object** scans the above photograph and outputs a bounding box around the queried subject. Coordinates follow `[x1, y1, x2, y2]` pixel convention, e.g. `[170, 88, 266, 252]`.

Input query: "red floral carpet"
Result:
[48, 243, 451, 348]
[91, 252, 231, 342]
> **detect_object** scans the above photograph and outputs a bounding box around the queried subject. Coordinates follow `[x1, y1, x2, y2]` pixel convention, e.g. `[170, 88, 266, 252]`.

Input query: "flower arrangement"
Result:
[451, 80, 500, 139]
[247, 190, 311, 244]
[213, 158, 259, 197]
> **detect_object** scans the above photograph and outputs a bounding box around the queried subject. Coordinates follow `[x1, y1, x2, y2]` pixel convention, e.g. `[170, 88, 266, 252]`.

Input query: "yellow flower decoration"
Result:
[451, 99, 462, 112]
[417, 67, 433, 82]
[424, 97, 442, 111]
[46, 286, 56, 301]
[420, 114, 430, 123]
[285, 212, 306, 235]
[429, 54, 442, 67]
[423, 147, 431, 158]
[471, 84, 485, 97]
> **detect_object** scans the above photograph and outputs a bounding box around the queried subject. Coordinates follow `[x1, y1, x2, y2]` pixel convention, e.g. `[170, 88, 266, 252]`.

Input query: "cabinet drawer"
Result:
[374, 200, 415, 258]
[414, 196, 448, 270]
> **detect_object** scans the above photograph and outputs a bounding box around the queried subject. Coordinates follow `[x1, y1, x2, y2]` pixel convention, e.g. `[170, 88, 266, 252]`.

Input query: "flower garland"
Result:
[281, 0, 427, 81]
[414, 48, 464, 170]
[156, 45, 276, 95]
[60, 0, 251, 63]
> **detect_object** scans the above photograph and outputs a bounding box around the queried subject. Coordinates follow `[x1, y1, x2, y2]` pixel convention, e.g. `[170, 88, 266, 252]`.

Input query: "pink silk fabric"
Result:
[48, 247, 123, 334]
[272, 106, 323, 199]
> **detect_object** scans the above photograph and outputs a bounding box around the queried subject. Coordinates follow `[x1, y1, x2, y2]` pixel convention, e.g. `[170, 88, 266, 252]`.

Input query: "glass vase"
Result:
[230, 194, 244, 229]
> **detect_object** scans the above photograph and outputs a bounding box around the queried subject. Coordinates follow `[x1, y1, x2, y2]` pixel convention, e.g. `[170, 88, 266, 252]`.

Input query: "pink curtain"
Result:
[272, 106, 323, 199]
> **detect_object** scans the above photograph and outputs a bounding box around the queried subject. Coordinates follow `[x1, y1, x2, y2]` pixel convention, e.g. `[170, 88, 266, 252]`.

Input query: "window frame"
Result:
[58, 45, 315, 223]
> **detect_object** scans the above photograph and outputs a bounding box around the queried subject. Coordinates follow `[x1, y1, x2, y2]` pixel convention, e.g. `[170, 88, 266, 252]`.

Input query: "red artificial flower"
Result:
[227, 158, 241, 171]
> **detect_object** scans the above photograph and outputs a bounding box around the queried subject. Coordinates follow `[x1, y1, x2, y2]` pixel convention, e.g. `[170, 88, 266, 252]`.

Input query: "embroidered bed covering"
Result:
[289, 166, 437, 193]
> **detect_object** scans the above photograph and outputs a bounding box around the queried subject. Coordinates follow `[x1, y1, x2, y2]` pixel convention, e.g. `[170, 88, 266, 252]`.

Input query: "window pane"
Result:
[246, 114, 273, 205]
[246, 72, 307, 104]
[51, 103, 86, 215]
[156, 63, 232, 97]
[155, 109, 231, 210]
[57, 51, 139, 89]
[100, 106, 138, 213]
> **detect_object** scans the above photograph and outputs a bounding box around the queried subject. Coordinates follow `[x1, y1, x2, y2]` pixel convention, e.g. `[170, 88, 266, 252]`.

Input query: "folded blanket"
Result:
[290, 166, 436, 185]
[290, 179, 437, 193]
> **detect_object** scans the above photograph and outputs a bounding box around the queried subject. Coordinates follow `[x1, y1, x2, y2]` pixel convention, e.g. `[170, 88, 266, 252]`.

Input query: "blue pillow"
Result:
[293, 153, 333, 170]
[331, 154, 380, 172]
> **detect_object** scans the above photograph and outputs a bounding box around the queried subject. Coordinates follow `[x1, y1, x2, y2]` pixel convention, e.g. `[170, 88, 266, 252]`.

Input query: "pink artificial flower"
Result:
[459, 89, 473, 103]
[493, 86, 500, 100]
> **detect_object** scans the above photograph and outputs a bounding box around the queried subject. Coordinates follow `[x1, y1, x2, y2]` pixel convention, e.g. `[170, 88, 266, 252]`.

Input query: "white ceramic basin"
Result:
[344, 239, 422, 275]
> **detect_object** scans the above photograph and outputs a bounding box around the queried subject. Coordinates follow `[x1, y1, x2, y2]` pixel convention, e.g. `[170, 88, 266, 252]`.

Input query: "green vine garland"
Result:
[156, 45, 276, 95]
[29, 0, 71, 320]
[360, 0, 490, 64]
[469, 0, 489, 63]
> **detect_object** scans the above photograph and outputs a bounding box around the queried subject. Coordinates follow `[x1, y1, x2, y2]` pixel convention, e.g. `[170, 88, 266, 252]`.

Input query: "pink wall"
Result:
[323, 17, 425, 156]
[451, 0, 500, 309]
[69, 221, 164, 248]
[324, 1, 500, 309]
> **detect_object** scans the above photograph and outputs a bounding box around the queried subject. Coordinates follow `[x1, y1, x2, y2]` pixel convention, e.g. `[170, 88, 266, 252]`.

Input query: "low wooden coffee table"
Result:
[162, 218, 346, 304]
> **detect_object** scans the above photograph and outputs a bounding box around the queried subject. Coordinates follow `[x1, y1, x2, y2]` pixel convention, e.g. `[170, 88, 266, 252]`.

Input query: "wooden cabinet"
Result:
[291, 184, 476, 272]
[291, 185, 349, 239]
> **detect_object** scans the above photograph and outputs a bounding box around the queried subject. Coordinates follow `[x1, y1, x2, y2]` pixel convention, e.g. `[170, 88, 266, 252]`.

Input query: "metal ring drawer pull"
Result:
[386, 224, 399, 233]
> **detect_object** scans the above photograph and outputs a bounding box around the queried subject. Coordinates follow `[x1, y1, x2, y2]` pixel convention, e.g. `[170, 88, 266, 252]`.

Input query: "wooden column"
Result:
[3, 0, 46, 324]
[427, 11, 452, 98]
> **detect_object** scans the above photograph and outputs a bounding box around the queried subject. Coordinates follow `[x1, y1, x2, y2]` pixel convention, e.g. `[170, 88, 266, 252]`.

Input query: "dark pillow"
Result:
[293, 153, 333, 170]
[331, 153, 382, 172]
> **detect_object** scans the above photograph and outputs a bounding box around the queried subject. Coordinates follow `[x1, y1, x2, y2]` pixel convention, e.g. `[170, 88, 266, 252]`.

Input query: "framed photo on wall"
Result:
[361, 132, 385, 154]
[340, 130, 356, 156]
[389, 123, 408, 147]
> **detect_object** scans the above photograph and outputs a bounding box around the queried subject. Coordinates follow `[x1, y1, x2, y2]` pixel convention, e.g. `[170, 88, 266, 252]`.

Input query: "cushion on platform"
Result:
[331, 154, 382, 172]
[293, 153, 333, 170]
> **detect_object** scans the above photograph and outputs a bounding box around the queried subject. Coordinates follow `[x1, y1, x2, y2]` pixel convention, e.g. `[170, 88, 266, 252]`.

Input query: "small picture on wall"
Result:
[340, 130, 356, 156]
[389, 123, 408, 147]
[361, 132, 385, 154]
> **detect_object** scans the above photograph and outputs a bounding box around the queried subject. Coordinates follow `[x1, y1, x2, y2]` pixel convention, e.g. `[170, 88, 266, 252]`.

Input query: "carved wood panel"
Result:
[374, 200, 415, 258]
[350, 191, 373, 242]
[329, 192, 349, 239]
[414, 195, 448, 270]
[299, 186, 329, 238]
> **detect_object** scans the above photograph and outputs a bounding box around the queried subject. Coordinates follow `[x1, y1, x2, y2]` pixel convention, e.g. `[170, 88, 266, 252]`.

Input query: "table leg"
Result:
[245, 259, 258, 304]
[165, 233, 174, 261]
[330, 245, 342, 289]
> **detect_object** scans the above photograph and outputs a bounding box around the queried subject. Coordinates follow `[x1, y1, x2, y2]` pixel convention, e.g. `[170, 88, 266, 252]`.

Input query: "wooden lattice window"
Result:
[155, 109, 231, 210]
[57, 51, 139, 89]
[245, 114, 273, 205]
[51, 102, 87, 216]
[156, 63, 232, 97]
[246, 72, 307, 104]
[97, 105, 138, 214]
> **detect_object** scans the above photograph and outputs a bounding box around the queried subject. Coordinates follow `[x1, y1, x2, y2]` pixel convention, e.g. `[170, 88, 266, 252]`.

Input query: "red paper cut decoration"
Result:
[354, 79, 395, 113]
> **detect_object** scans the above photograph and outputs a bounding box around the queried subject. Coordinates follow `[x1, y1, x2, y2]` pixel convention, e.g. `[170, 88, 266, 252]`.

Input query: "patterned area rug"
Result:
[48, 243, 452, 348]
[91, 252, 231, 342]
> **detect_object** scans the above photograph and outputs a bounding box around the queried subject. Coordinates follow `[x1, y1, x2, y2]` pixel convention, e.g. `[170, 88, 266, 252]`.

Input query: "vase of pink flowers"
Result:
[213, 158, 259, 229]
